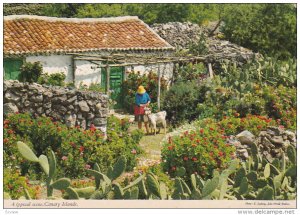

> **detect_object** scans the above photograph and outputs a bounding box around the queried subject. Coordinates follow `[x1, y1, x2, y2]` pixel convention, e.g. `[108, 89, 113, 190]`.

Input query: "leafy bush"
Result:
[161, 126, 235, 179]
[121, 71, 168, 113]
[196, 115, 277, 136]
[38, 72, 66, 86]
[173, 62, 208, 83]
[79, 82, 105, 93]
[4, 168, 40, 199]
[4, 113, 143, 179]
[18, 62, 43, 83]
[262, 85, 296, 130]
[162, 80, 203, 125]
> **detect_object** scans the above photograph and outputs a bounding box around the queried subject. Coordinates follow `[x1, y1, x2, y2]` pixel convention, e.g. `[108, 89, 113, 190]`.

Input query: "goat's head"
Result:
[144, 107, 152, 115]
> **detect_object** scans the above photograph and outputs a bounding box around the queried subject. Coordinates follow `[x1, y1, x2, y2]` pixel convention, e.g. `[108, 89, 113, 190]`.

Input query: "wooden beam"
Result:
[106, 65, 110, 96]
[157, 65, 161, 111]
[208, 63, 214, 78]
[71, 55, 76, 84]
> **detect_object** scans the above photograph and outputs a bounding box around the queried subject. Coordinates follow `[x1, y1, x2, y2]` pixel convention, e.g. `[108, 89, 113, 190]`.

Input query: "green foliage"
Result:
[162, 80, 202, 124]
[221, 4, 296, 59]
[121, 71, 167, 113]
[161, 125, 235, 179]
[38, 72, 66, 86]
[4, 113, 143, 179]
[4, 168, 40, 200]
[79, 82, 105, 93]
[188, 33, 209, 55]
[18, 62, 43, 83]
[16, 141, 75, 198]
[173, 62, 208, 83]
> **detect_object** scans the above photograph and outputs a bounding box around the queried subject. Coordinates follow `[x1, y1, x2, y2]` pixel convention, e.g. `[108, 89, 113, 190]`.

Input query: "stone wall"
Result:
[4, 80, 109, 133]
[152, 22, 258, 64]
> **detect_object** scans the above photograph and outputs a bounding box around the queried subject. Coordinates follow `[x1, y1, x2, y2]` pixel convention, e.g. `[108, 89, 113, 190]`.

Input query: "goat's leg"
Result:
[153, 123, 157, 136]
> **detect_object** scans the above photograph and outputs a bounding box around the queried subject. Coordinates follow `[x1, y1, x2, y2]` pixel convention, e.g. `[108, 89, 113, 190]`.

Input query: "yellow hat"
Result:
[137, 85, 146, 94]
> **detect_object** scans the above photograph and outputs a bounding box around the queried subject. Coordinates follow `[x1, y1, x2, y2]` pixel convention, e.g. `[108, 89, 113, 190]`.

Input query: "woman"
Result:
[134, 85, 151, 134]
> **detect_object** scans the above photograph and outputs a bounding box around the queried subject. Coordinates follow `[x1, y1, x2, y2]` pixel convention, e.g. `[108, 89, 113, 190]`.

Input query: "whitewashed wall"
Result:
[74, 60, 102, 87]
[26, 55, 73, 83]
[25, 51, 174, 88]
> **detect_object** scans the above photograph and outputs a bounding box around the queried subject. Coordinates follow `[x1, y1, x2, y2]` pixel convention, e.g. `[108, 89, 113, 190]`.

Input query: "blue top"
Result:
[135, 92, 151, 106]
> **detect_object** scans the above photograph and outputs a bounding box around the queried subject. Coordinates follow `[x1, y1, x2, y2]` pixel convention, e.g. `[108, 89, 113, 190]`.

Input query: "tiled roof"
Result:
[4, 15, 174, 55]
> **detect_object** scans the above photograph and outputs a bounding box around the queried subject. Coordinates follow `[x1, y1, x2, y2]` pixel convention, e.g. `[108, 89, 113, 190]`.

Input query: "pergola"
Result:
[67, 52, 248, 110]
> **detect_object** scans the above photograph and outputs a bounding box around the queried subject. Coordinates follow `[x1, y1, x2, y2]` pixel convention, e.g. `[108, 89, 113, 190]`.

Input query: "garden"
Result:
[3, 3, 297, 201]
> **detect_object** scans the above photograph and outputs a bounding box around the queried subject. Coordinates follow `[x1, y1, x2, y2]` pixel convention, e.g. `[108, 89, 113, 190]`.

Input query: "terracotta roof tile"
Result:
[4, 15, 174, 55]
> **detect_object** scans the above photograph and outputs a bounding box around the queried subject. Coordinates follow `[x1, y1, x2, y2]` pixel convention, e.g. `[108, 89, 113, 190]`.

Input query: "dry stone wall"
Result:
[4, 80, 109, 133]
[152, 22, 258, 63]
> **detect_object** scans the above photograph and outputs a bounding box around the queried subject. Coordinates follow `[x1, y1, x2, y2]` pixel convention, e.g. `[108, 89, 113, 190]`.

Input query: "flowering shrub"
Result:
[4, 113, 143, 179]
[161, 126, 235, 179]
[4, 169, 41, 199]
[121, 71, 168, 113]
[213, 114, 277, 136]
[162, 114, 279, 179]
[262, 85, 296, 130]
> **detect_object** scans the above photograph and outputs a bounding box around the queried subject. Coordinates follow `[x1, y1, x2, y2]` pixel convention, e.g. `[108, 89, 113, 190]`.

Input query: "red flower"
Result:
[192, 157, 197, 161]
[199, 129, 204, 134]
[209, 152, 213, 157]
[8, 130, 14, 134]
[196, 139, 200, 143]
[79, 146, 84, 152]
[131, 149, 137, 154]
[90, 124, 96, 132]
[4, 120, 10, 125]
[171, 166, 176, 171]
[168, 146, 173, 150]
[183, 156, 189, 161]
[3, 138, 9, 143]
[257, 125, 262, 130]
[218, 151, 224, 156]
[191, 144, 197, 147]
[4, 124, 9, 129]
[209, 127, 214, 131]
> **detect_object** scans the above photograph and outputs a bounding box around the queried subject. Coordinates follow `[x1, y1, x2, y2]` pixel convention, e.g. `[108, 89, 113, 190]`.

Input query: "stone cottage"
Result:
[4, 15, 175, 107]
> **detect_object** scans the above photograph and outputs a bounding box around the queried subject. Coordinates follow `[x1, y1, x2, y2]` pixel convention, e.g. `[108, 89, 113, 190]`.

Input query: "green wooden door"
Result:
[101, 66, 124, 109]
[4, 58, 23, 80]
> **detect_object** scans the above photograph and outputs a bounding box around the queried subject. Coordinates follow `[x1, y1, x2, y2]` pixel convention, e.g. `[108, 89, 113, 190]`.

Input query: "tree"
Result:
[221, 4, 296, 59]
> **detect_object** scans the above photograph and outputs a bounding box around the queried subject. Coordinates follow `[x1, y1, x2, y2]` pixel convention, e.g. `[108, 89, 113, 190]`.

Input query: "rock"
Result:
[267, 126, 284, 136]
[30, 94, 43, 103]
[236, 130, 255, 145]
[5, 92, 21, 103]
[65, 114, 77, 128]
[93, 117, 106, 126]
[96, 103, 102, 110]
[87, 113, 95, 119]
[66, 96, 77, 104]
[284, 130, 296, 142]
[36, 107, 43, 115]
[4, 103, 19, 115]
[52, 95, 67, 103]
[78, 101, 90, 112]
[269, 136, 284, 145]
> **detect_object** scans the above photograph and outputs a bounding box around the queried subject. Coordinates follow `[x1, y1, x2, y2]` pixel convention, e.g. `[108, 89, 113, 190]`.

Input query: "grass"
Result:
[129, 122, 166, 160]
